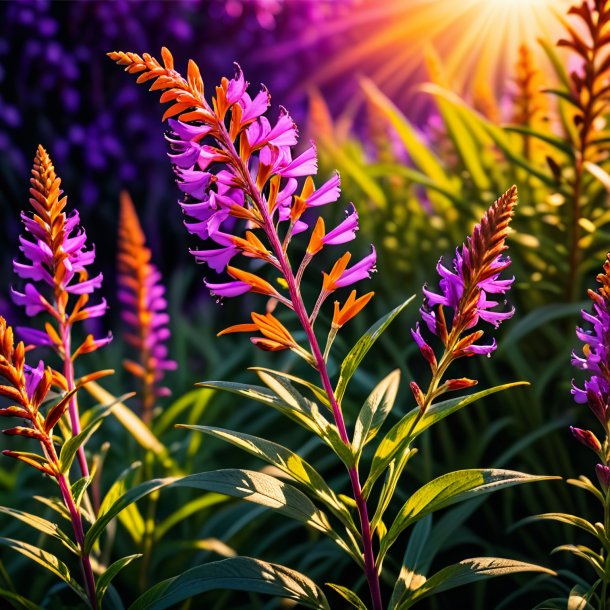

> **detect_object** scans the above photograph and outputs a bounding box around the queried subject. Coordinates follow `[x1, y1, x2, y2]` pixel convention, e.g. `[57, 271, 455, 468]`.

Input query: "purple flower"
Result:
[415, 187, 517, 360]
[572, 254, 610, 429]
[12, 147, 110, 353]
[118, 193, 176, 422]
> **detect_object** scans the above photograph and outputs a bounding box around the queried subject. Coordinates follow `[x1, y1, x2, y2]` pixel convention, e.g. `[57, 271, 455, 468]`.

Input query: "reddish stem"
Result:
[57, 473, 98, 609]
[218, 125, 383, 610]
[61, 324, 90, 479]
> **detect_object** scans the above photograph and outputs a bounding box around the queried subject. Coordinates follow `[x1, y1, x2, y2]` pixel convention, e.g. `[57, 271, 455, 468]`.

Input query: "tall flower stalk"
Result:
[557, 0, 610, 300]
[117, 191, 176, 424]
[410, 186, 516, 420]
[109, 47, 382, 608]
[0, 316, 98, 609]
[11, 146, 111, 478]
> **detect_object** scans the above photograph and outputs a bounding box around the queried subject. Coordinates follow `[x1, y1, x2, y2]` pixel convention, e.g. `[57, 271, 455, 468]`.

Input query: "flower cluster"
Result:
[0, 316, 69, 476]
[571, 252, 610, 488]
[12, 145, 110, 354]
[117, 192, 176, 423]
[410, 186, 517, 410]
[11, 146, 110, 478]
[109, 48, 376, 351]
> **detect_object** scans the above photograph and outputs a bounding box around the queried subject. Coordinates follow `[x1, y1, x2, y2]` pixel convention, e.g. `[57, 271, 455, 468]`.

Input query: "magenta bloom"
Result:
[11, 146, 110, 352]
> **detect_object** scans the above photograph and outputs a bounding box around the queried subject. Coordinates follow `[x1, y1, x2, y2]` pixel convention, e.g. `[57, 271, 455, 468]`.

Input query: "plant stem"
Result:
[218, 125, 383, 610]
[60, 323, 90, 479]
[58, 473, 98, 609]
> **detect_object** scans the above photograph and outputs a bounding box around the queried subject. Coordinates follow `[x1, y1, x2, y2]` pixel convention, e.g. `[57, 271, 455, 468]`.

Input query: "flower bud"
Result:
[570, 426, 603, 454]
[596, 463, 610, 493]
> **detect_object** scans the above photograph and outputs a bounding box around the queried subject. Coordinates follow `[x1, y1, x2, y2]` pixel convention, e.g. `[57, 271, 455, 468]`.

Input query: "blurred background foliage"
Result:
[2, 0, 610, 608]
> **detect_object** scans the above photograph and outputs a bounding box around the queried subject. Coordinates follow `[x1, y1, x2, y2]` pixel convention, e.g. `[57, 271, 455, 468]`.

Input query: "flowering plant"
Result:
[101, 47, 555, 609]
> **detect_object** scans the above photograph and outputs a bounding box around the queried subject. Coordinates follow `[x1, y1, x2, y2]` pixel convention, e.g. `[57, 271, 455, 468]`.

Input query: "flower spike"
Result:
[118, 192, 177, 424]
[412, 186, 517, 412]
[110, 48, 381, 608]
[11, 146, 111, 478]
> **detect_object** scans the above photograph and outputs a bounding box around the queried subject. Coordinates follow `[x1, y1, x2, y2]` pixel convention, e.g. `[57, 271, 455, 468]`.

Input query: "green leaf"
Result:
[503, 125, 574, 156]
[84, 382, 176, 470]
[379, 469, 558, 563]
[420, 83, 556, 187]
[396, 557, 555, 609]
[84, 478, 175, 554]
[71, 476, 93, 510]
[368, 164, 462, 205]
[198, 380, 323, 436]
[389, 516, 432, 609]
[256, 372, 354, 467]
[552, 545, 605, 578]
[128, 557, 330, 610]
[0, 506, 78, 554]
[326, 584, 368, 610]
[154, 494, 229, 542]
[517, 513, 599, 539]
[180, 426, 356, 534]
[97, 554, 141, 606]
[364, 383, 527, 497]
[353, 369, 400, 457]
[371, 448, 418, 535]
[58, 402, 114, 474]
[170, 470, 358, 560]
[360, 77, 455, 199]
[98, 462, 142, 518]
[248, 368, 330, 409]
[336, 297, 414, 403]
[0, 588, 43, 610]
[0, 538, 88, 605]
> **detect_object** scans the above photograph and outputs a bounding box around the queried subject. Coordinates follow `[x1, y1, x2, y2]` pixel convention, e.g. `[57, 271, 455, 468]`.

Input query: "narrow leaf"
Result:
[353, 369, 400, 457]
[380, 469, 558, 562]
[326, 584, 368, 610]
[336, 297, 414, 403]
[97, 554, 142, 604]
[0, 507, 77, 554]
[85, 478, 176, 554]
[396, 557, 555, 609]
[180, 426, 356, 533]
[364, 383, 527, 497]
[128, 557, 330, 610]
[0, 537, 88, 604]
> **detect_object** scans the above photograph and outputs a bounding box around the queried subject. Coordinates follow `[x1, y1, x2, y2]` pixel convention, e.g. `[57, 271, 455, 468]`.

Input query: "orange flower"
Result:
[218, 311, 313, 359]
[227, 266, 280, 297]
[332, 290, 374, 328]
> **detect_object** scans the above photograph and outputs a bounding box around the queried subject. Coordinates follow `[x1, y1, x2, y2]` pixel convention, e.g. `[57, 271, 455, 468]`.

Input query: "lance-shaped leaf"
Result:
[326, 584, 368, 610]
[0, 507, 77, 554]
[379, 469, 558, 563]
[128, 557, 330, 610]
[84, 381, 176, 470]
[179, 425, 357, 534]
[0, 538, 88, 605]
[389, 516, 432, 609]
[353, 369, 400, 458]
[420, 83, 557, 187]
[364, 382, 527, 498]
[198, 380, 323, 437]
[170, 470, 359, 561]
[0, 588, 43, 610]
[249, 367, 330, 409]
[395, 557, 555, 609]
[84, 477, 176, 554]
[97, 554, 142, 605]
[335, 297, 414, 403]
[360, 77, 457, 206]
[59, 397, 130, 474]
[256, 372, 354, 467]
